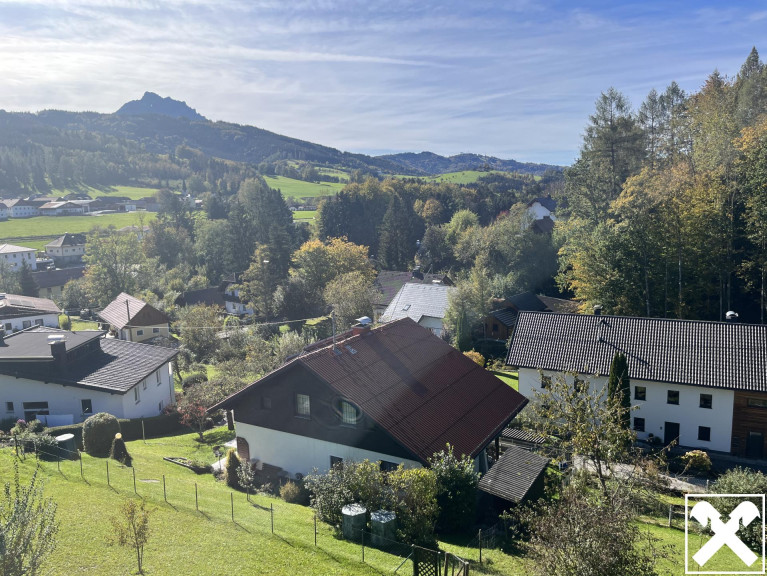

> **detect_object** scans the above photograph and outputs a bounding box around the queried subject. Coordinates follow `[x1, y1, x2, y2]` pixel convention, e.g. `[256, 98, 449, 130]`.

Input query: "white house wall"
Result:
[1, 313, 59, 333]
[234, 421, 422, 477]
[0, 362, 174, 424]
[517, 367, 733, 453]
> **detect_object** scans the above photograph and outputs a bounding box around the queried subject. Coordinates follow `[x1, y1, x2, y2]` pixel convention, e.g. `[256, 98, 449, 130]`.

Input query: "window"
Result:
[340, 400, 358, 425]
[4, 323, 11, 331]
[5, 402, 13, 412]
[573, 377, 587, 394]
[136, 329, 144, 336]
[142, 379, 147, 390]
[34, 319, 43, 326]
[540, 375, 551, 389]
[23, 401, 49, 422]
[158, 401, 163, 412]
[155, 369, 161, 385]
[380, 460, 399, 472]
[667, 390, 679, 405]
[747, 397, 767, 409]
[261, 396, 272, 410]
[633, 417, 645, 432]
[134, 387, 140, 403]
[330, 456, 343, 469]
[698, 426, 711, 442]
[634, 386, 646, 401]
[699, 394, 713, 409]
[22, 320, 31, 329]
[153, 327, 160, 334]
[295, 394, 310, 418]
[81, 399, 92, 414]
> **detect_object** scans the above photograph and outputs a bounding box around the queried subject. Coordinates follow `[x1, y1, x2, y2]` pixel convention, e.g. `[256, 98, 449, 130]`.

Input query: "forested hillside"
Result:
[557, 47, 767, 323]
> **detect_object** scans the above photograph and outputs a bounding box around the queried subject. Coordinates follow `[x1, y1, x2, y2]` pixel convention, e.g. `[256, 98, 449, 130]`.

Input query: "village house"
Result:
[220, 274, 254, 317]
[373, 268, 453, 320]
[0, 202, 8, 221]
[38, 201, 85, 216]
[506, 311, 767, 457]
[98, 293, 171, 343]
[4, 198, 40, 218]
[0, 243, 37, 271]
[0, 327, 177, 426]
[0, 293, 61, 333]
[45, 233, 87, 267]
[31, 266, 85, 301]
[212, 318, 527, 479]
[379, 282, 456, 337]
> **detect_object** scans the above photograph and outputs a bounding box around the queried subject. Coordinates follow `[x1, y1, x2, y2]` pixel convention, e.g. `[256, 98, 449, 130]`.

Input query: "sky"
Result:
[0, 1, 765, 166]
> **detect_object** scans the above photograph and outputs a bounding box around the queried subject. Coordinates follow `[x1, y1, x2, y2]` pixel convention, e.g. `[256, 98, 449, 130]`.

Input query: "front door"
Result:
[664, 422, 680, 446]
[746, 432, 764, 459]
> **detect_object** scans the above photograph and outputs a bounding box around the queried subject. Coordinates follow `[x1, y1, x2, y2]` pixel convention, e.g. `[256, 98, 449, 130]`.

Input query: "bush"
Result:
[429, 444, 479, 532]
[182, 372, 208, 390]
[388, 467, 439, 547]
[110, 433, 132, 466]
[280, 481, 303, 503]
[59, 314, 71, 330]
[83, 413, 121, 457]
[463, 350, 485, 367]
[225, 448, 241, 489]
[710, 467, 767, 550]
[305, 465, 354, 526]
[680, 450, 712, 474]
[34, 433, 60, 461]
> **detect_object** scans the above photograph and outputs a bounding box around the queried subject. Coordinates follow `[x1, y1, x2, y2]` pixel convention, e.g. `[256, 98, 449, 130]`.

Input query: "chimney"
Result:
[48, 335, 67, 367]
[352, 316, 373, 336]
[593, 305, 603, 316]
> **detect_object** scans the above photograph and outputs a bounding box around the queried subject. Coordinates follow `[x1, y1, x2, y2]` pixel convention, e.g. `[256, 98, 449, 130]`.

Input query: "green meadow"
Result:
[264, 175, 345, 199]
[0, 212, 157, 250]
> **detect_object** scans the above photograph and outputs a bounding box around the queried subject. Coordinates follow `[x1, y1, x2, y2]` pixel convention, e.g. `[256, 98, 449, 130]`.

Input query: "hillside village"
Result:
[2, 46, 767, 576]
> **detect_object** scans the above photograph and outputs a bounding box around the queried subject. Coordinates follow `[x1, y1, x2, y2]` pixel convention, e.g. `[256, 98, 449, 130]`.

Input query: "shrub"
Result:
[429, 444, 479, 532]
[305, 466, 354, 526]
[59, 314, 71, 330]
[709, 468, 767, 549]
[237, 461, 255, 490]
[34, 433, 60, 461]
[388, 467, 439, 547]
[110, 433, 132, 466]
[27, 420, 44, 433]
[680, 450, 711, 474]
[82, 413, 121, 457]
[280, 481, 302, 503]
[225, 448, 241, 489]
[181, 372, 208, 390]
[463, 350, 485, 367]
[11, 419, 28, 436]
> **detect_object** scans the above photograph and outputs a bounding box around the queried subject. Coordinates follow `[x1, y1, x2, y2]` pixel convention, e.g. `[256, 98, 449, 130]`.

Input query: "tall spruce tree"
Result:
[19, 260, 39, 297]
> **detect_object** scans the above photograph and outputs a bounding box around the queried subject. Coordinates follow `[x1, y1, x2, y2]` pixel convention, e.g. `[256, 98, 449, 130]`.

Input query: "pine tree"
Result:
[19, 260, 39, 297]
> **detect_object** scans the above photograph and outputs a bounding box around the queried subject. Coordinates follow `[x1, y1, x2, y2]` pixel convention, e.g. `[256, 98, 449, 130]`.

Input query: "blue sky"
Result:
[0, 1, 765, 166]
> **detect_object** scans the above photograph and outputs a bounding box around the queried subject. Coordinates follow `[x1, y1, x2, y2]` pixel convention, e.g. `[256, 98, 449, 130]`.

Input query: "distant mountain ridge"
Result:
[116, 92, 206, 121]
[377, 151, 559, 176]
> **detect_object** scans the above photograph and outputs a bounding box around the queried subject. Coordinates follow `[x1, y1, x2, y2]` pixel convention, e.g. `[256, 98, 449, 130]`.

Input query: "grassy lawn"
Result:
[49, 185, 162, 201]
[0, 212, 157, 250]
[0, 427, 720, 575]
[264, 175, 345, 199]
[69, 318, 100, 331]
[293, 210, 316, 220]
[490, 370, 519, 391]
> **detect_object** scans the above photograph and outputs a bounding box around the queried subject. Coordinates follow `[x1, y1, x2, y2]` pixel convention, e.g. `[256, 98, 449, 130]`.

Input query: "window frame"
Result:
[5, 401, 13, 412]
[634, 386, 646, 401]
[633, 417, 645, 432]
[340, 400, 358, 426]
[295, 393, 311, 418]
[81, 399, 93, 415]
[134, 386, 141, 404]
[667, 390, 679, 405]
[699, 393, 713, 409]
[698, 426, 711, 442]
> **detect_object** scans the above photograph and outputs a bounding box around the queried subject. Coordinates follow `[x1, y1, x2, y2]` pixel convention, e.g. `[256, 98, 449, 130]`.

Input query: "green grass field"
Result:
[393, 170, 499, 185]
[50, 185, 162, 201]
[264, 175, 345, 199]
[491, 370, 519, 390]
[0, 428, 518, 575]
[0, 212, 157, 250]
[292, 210, 316, 221]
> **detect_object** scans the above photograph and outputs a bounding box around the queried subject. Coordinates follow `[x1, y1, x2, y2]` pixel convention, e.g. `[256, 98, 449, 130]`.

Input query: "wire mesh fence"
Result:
[15, 445, 478, 575]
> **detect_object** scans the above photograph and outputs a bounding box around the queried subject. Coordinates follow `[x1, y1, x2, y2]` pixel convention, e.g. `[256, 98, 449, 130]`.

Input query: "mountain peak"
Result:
[115, 92, 205, 121]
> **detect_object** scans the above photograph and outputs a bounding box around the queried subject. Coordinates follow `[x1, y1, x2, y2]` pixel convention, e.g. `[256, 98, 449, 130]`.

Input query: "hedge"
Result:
[46, 412, 183, 450]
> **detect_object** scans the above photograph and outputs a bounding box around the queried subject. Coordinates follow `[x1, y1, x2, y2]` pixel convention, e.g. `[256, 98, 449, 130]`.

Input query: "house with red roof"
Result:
[212, 318, 527, 479]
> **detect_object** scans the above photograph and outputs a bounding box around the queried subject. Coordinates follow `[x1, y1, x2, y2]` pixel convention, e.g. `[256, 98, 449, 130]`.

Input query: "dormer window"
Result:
[340, 400, 359, 425]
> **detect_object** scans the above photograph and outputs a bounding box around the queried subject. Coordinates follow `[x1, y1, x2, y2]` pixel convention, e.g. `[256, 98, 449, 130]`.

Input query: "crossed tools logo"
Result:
[685, 494, 766, 574]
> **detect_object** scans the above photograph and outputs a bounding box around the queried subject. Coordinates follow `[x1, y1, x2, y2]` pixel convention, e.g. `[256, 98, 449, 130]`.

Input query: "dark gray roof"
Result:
[501, 427, 546, 445]
[0, 327, 177, 393]
[45, 233, 86, 248]
[0, 294, 61, 319]
[0, 328, 103, 359]
[490, 308, 517, 328]
[30, 266, 85, 289]
[507, 292, 548, 312]
[506, 312, 767, 392]
[174, 287, 225, 308]
[479, 445, 549, 503]
[529, 196, 557, 212]
[379, 283, 456, 324]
